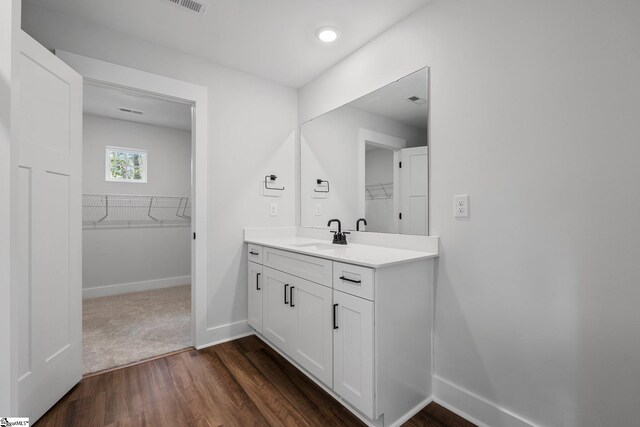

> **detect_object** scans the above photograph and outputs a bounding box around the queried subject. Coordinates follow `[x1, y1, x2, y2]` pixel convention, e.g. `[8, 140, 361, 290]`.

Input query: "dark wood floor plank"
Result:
[234, 334, 267, 353]
[247, 344, 364, 427]
[104, 369, 132, 424]
[177, 349, 266, 427]
[210, 341, 312, 427]
[259, 343, 361, 425]
[37, 335, 474, 427]
[402, 411, 443, 427]
[412, 402, 476, 427]
[66, 390, 107, 427]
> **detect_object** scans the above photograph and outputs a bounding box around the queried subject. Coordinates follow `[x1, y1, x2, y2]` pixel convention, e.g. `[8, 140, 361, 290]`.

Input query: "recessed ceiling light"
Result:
[317, 27, 339, 43]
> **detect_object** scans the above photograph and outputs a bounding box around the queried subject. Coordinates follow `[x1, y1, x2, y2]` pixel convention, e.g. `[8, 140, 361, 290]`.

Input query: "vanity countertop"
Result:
[244, 236, 438, 268]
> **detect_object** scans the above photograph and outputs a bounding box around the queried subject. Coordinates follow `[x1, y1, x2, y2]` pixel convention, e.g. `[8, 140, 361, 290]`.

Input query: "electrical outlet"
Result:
[454, 195, 469, 218]
[269, 203, 278, 217]
[315, 204, 322, 216]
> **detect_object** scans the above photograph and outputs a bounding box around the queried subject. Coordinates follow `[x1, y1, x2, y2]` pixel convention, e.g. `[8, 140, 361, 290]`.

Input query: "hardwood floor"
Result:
[37, 335, 475, 427]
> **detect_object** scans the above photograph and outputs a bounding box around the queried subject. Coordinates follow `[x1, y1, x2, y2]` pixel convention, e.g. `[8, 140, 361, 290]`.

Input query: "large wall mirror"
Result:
[300, 68, 429, 235]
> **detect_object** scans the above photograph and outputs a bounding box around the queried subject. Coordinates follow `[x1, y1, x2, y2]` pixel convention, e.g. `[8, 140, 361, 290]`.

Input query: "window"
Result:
[105, 146, 147, 183]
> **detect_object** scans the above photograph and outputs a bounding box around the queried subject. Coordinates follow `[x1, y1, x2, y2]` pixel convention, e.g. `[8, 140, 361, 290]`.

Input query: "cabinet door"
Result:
[262, 267, 295, 354]
[291, 278, 333, 387]
[333, 290, 375, 419]
[248, 262, 263, 333]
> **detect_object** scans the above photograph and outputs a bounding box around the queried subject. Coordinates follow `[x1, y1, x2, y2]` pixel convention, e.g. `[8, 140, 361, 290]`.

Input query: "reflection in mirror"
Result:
[301, 68, 429, 235]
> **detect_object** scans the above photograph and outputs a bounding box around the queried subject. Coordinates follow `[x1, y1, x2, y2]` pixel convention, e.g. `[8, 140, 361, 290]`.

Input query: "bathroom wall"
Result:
[21, 0, 298, 345]
[300, 0, 640, 426]
[82, 114, 192, 298]
[301, 104, 426, 229]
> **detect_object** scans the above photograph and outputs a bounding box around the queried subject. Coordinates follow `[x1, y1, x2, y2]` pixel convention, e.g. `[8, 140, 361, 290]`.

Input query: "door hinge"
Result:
[193, 232, 196, 240]
[399, 213, 402, 220]
[399, 161, 402, 168]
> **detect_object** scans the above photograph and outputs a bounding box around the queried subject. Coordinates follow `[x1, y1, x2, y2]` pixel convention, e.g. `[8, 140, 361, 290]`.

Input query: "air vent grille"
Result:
[168, 0, 208, 15]
[118, 107, 144, 115]
[407, 96, 427, 105]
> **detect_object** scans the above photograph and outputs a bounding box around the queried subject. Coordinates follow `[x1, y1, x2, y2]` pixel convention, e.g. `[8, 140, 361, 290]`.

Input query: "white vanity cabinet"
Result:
[262, 267, 295, 353]
[246, 242, 433, 427]
[247, 261, 263, 333]
[333, 289, 375, 417]
[289, 273, 334, 386]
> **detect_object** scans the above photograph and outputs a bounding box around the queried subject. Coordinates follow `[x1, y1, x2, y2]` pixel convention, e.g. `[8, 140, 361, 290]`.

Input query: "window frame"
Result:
[105, 145, 148, 183]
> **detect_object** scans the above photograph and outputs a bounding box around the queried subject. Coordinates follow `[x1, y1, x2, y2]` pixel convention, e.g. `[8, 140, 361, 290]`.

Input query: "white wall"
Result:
[1, 0, 19, 415]
[21, 1, 298, 343]
[83, 114, 191, 196]
[301, 104, 425, 229]
[299, 1, 640, 426]
[365, 147, 395, 233]
[82, 114, 191, 296]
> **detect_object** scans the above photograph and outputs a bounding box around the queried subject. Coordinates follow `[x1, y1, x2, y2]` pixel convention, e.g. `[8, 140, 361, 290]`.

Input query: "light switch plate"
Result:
[269, 203, 278, 216]
[454, 194, 469, 218]
[315, 204, 322, 216]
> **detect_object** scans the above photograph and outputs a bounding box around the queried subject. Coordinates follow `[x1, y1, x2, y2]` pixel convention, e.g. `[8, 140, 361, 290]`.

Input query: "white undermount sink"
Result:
[289, 242, 337, 251]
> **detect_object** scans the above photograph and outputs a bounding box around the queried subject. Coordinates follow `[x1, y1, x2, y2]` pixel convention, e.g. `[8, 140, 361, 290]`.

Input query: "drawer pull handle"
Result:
[284, 284, 289, 305]
[249, 251, 259, 255]
[339, 276, 362, 284]
[290, 286, 295, 307]
[256, 272, 261, 291]
[333, 304, 339, 329]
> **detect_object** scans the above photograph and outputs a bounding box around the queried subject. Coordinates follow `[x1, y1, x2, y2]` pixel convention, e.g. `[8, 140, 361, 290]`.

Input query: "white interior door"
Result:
[400, 146, 428, 235]
[13, 31, 83, 421]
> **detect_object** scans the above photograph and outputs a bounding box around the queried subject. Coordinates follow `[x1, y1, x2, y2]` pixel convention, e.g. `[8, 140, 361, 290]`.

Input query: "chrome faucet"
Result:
[327, 219, 349, 245]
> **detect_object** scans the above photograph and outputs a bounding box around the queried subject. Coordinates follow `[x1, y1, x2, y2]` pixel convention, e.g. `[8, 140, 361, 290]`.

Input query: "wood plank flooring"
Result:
[37, 335, 475, 427]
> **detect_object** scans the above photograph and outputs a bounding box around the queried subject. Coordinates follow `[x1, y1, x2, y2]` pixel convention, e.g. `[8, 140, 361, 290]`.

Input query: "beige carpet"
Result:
[83, 284, 191, 374]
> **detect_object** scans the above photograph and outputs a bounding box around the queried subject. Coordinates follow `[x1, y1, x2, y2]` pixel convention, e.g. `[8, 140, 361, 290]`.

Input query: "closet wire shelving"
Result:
[83, 194, 191, 228]
[365, 183, 394, 200]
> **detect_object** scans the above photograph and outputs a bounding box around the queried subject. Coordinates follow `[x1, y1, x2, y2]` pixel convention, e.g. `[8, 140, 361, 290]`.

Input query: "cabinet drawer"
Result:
[263, 247, 332, 287]
[333, 262, 374, 300]
[247, 244, 263, 264]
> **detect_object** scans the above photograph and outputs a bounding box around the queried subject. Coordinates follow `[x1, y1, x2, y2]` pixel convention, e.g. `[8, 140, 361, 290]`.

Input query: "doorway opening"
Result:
[81, 82, 194, 374]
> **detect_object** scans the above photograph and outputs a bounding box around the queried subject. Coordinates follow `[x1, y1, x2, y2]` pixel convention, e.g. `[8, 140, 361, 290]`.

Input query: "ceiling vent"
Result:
[168, 0, 208, 15]
[118, 107, 144, 115]
[407, 96, 427, 105]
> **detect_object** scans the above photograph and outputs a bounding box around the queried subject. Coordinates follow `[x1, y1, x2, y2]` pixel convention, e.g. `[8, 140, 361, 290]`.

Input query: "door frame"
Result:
[2, 0, 19, 417]
[357, 128, 406, 233]
[400, 146, 429, 235]
[55, 50, 209, 349]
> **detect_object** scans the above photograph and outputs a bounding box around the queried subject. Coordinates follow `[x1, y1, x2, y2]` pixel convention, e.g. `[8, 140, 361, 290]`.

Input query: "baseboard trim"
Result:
[433, 375, 535, 427]
[389, 396, 433, 427]
[82, 276, 191, 299]
[195, 320, 253, 350]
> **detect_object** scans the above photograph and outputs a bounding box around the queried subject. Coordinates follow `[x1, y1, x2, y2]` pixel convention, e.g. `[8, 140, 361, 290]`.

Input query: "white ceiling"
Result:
[84, 82, 192, 130]
[31, 0, 430, 88]
[350, 68, 428, 129]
